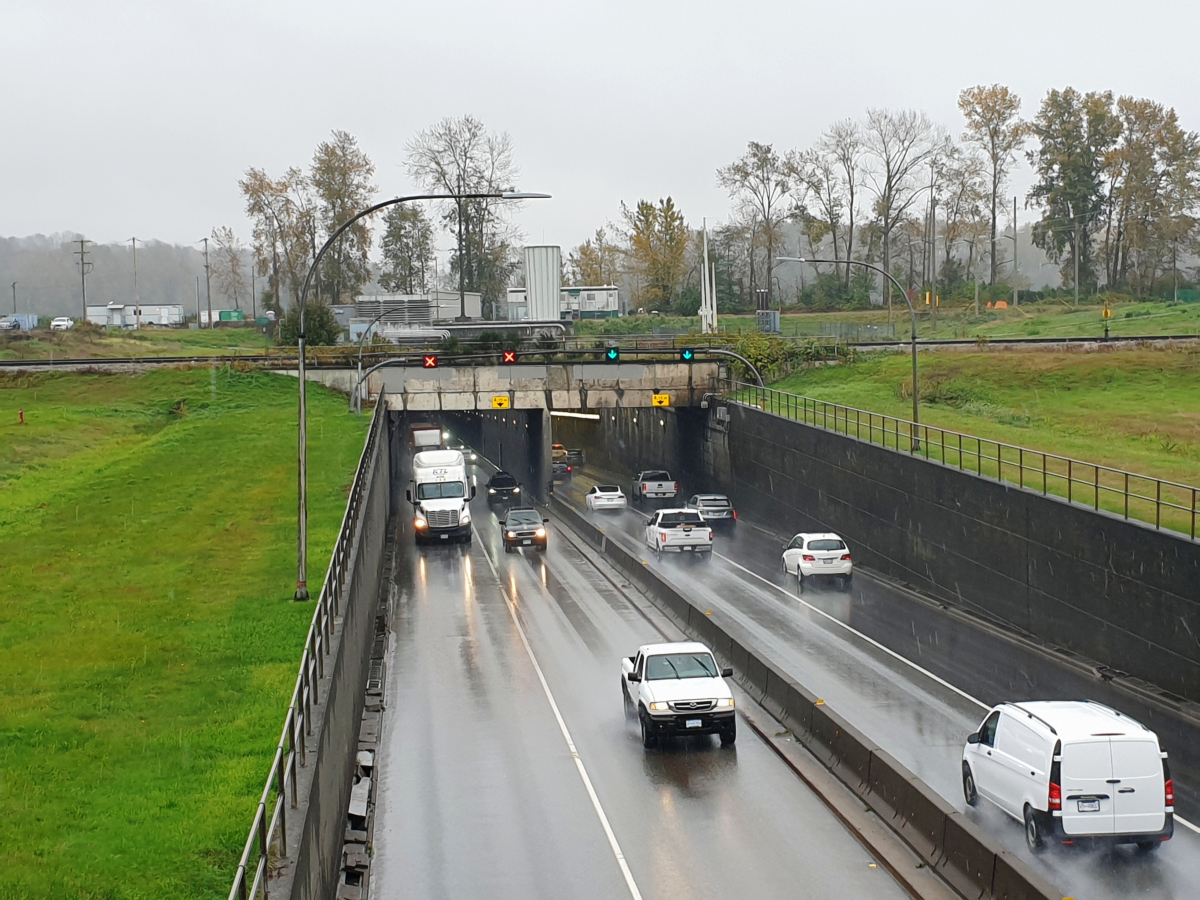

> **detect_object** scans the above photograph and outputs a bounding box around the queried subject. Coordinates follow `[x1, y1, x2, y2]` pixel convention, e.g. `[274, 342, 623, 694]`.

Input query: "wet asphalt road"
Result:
[370, 460, 911, 900]
[560, 466, 1200, 900]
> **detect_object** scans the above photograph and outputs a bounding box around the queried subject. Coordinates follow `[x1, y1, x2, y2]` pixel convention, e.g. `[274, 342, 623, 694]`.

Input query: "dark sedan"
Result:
[501, 507, 548, 552]
[485, 471, 523, 507]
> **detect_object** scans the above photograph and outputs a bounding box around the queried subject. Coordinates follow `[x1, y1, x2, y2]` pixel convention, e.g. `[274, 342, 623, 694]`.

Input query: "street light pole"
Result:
[779, 256, 922, 442]
[130, 237, 141, 329]
[200, 238, 213, 328]
[11, 281, 16, 315]
[291, 190, 549, 601]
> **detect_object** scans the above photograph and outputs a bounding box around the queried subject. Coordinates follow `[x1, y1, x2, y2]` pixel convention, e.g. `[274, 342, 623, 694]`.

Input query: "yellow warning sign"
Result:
[1102, 306, 1113, 319]
[491, 395, 510, 409]
[652, 393, 670, 407]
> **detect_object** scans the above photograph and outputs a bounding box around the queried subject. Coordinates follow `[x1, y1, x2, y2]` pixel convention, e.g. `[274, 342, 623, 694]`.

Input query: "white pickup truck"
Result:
[631, 470, 677, 502]
[621, 642, 736, 748]
[644, 508, 713, 560]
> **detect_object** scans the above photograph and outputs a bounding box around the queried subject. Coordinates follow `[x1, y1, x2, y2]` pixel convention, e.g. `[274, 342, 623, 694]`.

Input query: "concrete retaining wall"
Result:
[552, 404, 1200, 704]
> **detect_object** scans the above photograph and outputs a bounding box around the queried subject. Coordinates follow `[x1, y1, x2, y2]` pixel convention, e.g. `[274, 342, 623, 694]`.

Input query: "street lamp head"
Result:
[501, 192, 552, 200]
[775, 256, 806, 264]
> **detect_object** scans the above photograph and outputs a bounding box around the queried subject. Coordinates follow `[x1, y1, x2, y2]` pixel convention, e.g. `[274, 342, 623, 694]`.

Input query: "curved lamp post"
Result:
[777, 256, 921, 446]
[293, 190, 550, 601]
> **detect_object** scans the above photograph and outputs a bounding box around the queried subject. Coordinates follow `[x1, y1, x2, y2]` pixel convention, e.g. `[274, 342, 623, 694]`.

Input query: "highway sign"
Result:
[491, 395, 510, 409]
[1102, 306, 1113, 319]
[652, 393, 670, 407]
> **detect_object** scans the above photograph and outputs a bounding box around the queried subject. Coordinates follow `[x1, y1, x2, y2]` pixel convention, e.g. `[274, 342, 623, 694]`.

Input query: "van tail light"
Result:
[802, 554, 815, 562]
[1048, 781, 1062, 811]
[841, 554, 852, 561]
[1165, 778, 1174, 808]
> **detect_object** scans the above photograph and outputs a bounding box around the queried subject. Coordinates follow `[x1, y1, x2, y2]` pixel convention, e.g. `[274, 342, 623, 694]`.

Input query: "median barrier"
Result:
[551, 495, 1058, 900]
[939, 811, 998, 899]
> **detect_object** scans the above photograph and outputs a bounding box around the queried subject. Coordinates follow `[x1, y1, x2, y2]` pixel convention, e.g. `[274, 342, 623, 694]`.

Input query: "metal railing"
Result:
[724, 379, 1200, 541]
[227, 407, 385, 900]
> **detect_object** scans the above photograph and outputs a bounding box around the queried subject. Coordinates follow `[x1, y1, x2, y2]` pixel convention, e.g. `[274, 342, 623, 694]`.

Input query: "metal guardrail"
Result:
[226, 407, 384, 900]
[725, 379, 1200, 541]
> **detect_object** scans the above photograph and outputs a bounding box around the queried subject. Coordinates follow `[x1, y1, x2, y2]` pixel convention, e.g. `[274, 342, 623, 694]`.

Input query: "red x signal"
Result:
[501, 350, 517, 364]
[423, 354, 439, 369]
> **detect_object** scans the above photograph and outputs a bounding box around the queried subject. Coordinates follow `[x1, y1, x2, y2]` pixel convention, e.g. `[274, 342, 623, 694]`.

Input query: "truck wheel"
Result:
[640, 712, 657, 749]
[1024, 805, 1044, 853]
[962, 763, 978, 807]
[796, 571, 805, 592]
[504, 543, 512, 554]
[1136, 840, 1161, 853]
[720, 720, 736, 747]
[841, 574, 853, 590]
[701, 551, 712, 563]
[622, 681, 634, 717]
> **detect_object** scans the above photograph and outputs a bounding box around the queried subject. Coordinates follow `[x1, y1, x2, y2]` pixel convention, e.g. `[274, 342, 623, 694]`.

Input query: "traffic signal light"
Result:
[680, 348, 695, 362]
[605, 347, 620, 362]
[501, 350, 517, 364]
[422, 354, 439, 368]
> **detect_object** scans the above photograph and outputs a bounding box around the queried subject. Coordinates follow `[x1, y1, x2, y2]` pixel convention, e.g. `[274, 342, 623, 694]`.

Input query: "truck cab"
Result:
[408, 450, 474, 544]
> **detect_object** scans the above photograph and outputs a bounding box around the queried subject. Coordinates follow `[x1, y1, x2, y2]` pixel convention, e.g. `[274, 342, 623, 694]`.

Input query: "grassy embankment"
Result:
[0, 326, 273, 361]
[0, 367, 367, 898]
[762, 347, 1200, 534]
[574, 298, 1200, 341]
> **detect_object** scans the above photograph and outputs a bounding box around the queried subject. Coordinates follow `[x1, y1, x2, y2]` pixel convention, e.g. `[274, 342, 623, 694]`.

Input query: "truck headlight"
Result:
[513, 487, 520, 493]
[488, 488, 496, 494]
[506, 531, 516, 539]
[535, 527, 546, 538]
[414, 517, 428, 529]
[649, 702, 669, 711]
[461, 513, 471, 525]
[716, 698, 735, 708]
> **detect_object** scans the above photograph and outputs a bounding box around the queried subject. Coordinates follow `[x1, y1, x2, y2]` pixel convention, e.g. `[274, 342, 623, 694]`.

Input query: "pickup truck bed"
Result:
[632, 470, 677, 501]
[644, 508, 713, 559]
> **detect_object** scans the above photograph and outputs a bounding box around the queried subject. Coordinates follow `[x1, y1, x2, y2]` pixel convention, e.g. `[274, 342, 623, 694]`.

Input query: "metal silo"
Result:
[523, 245, 562, 321]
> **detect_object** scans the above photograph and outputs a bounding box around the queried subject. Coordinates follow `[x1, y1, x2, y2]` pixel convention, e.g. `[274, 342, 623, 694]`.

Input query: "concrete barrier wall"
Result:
[550, 495, 1060, 900]
[552, 404, 1200, 704]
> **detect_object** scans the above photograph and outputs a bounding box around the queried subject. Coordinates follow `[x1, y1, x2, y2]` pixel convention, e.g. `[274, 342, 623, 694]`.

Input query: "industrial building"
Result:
[87, 303, 185, 328]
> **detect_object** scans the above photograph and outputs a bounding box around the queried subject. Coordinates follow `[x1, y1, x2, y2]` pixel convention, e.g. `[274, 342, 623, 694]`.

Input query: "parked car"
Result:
[631, 470, 678, 502]
[781, 532, 852, 589]
[585, 484, 627, 511]
[501, 507, 548, 552]
[447, 442, 477, 463]
[485, 471, 522, 507]
[621, 642, 736, 748]
[50, 317, 74, 331]
[685, 493, 737, 529]
[644, 508, 713, 560]
[962, 700, 1173, 853]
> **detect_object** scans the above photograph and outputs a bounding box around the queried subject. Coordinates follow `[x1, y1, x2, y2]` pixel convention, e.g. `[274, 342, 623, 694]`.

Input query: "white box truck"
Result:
[407, 449, 474, 544]
[409, 423, 445, 450]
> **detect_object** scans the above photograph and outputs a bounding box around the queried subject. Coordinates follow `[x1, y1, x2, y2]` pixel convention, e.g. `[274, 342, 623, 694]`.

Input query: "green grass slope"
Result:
[0, 368, 367, 899]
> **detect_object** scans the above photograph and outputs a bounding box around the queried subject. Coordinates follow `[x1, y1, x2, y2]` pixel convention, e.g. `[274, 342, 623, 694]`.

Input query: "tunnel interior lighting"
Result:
[550, 411, 600, 420]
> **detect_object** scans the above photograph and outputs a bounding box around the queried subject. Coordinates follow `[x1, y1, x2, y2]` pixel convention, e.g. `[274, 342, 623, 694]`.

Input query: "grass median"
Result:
[0, 367, 368, 899]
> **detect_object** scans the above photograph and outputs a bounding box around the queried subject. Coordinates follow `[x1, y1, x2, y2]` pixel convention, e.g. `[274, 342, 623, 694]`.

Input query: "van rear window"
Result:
[806, 539, 845, 551]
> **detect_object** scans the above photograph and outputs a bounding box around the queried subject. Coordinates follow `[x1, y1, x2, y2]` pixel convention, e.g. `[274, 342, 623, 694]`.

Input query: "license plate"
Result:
[823, 558, 834, 565]
[1077, 799, 1100, 812]
[683, 546, 693, 551]
[522, 539, 531, 545]
[685, 718, 702, 729]
[439, 534, 448, 540]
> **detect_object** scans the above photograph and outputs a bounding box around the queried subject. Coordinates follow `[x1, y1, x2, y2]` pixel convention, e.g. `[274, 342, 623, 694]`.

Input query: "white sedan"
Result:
[50, 317, 74, 331]
[781, 532, 853, 589]
[585, 484, 627, 511]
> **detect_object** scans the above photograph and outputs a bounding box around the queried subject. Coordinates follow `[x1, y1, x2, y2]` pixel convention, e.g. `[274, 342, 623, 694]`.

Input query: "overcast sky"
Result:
[2, 0, 1196, 258]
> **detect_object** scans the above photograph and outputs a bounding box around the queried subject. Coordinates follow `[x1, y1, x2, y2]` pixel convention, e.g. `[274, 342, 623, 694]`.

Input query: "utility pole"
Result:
[1074, 213, 1080, 309]
[251, 270, 257, 321]
[1173, 236, 1179, 304]
[73, 239, 93, 320]
[456, 174, 467, 320]
[201, 237, 213, 328]
[195, 276, 201, 324]
[11, 281, 16, 315]
[930, 192, 938, 332]
[1012, 196, 1019, 308]
[130, 237, 141, 329]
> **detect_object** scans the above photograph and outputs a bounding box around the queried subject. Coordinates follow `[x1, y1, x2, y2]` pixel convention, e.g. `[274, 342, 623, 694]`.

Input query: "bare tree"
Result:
[862, 108, 946, 320]
[406, 116, 522, 316]
[791, 119, 865, 289]
[958, 85, 1029, 284]
[210, 226, 248, 310]
[718, 142, 792, 307]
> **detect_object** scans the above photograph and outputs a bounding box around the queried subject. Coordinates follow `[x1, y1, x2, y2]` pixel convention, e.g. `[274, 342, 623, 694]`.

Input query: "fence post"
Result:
[1156, 480, 1161, 529]
[1068, 459, 1073, 504]
[1125, 473, 1130, 519]
[1095, 467, 1100, 511]
[1019, 448, 1024, 489]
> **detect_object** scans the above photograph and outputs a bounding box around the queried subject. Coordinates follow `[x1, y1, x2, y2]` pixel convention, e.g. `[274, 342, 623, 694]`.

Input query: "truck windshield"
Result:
[417, 482, 464, 500]
[659, 513, 704, 527]
[645, 653, 718, 680]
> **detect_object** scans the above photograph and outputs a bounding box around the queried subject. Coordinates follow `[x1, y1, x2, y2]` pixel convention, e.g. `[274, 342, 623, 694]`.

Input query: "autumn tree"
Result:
[862, 108, 946, 319]
[406, 115, 522, 316]
[210, 226, 248, 310]
[240, 166, 318, 313]
[1027, 88, 1122, 294]
[717, 142, 792, 306]
[621, 198, 689, 310]
[379, 204, 435, 294]
[958, 85, 1029, 284]
[310, 130, 377, 303]
[568, 227, 623, 285]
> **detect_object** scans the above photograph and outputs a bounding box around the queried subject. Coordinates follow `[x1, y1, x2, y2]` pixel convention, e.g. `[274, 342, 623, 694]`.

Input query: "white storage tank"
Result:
[523, 246, 561, 321]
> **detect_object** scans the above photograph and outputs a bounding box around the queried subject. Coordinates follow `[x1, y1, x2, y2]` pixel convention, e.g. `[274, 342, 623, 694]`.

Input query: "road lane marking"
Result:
[479, 544, 645, 900]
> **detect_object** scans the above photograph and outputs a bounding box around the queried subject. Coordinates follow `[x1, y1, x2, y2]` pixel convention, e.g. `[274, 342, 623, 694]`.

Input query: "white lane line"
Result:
[1177, 814, 1200, 834]
[479, 543, 645, 900]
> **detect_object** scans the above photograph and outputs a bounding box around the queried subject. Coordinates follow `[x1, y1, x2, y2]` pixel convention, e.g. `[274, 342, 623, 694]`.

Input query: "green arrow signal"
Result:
[681, 349, 695, 361]
[606, 348, 619, 361]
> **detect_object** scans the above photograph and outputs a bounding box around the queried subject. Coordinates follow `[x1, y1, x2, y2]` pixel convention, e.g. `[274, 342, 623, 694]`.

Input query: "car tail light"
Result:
[841, 554, 852, 561]
[1048, 781, 1062, 811]
[567, 465, 572, 471]
[732, 509, 738, 520]
[1165, 778, 1174, 807]
[707, 530, 713, 540]
[802, 554, 815, 562]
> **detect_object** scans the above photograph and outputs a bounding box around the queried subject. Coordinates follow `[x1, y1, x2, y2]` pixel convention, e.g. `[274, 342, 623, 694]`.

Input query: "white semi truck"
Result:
[407, 449, 474, 544]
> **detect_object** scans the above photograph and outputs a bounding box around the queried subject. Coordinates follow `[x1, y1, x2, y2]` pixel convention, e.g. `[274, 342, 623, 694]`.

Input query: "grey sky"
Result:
[2, 0, 1196, 258]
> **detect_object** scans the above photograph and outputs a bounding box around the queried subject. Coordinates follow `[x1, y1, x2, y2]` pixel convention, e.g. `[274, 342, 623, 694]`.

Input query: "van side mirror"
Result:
[967, 733, 980, 745]
[627, 673, 641, 683]
[720, 667, 733, 678]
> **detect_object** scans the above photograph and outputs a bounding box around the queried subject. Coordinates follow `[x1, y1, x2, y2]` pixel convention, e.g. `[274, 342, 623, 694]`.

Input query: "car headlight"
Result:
[535, 527, 545, 538]
[513, 487, 520, 493]
[414, 517, 428, 529]
[649, 702, 669, 711]
[488, 488, 496, 494]
[506, 531, 516, 539]
[716, 698, 735, 708]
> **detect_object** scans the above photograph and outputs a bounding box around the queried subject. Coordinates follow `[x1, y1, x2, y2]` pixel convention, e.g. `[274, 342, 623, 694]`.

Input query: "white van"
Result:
[962, 700, 1173, 852]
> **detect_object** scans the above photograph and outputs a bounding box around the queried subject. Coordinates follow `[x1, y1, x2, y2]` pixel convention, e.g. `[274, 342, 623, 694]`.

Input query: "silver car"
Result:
[685, 493, 737, 528]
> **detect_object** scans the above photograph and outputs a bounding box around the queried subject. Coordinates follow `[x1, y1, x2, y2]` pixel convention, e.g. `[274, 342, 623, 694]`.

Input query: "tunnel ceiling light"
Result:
[550, 411, 601, 420]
